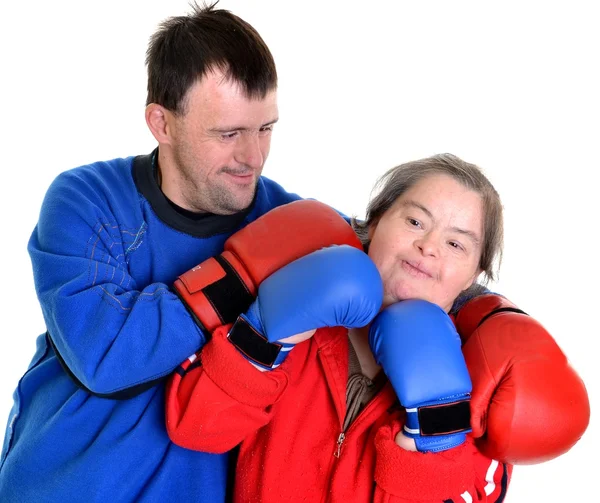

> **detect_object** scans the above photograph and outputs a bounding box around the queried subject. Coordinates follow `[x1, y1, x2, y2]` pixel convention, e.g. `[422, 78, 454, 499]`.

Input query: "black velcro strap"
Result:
[419, 399, 471, 436]
[476, 307, 528, 329]
[203, 255, 255, 325]
[227, 317, 282, 368]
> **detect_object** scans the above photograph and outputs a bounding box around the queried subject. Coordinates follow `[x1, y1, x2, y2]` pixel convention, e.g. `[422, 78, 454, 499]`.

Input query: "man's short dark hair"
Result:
[146, 1, 277, 114]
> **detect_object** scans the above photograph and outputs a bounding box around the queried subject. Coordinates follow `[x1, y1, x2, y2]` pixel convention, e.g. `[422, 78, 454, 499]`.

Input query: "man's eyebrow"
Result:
[401, 199, 481, 245]
[209, 118, 279, 133]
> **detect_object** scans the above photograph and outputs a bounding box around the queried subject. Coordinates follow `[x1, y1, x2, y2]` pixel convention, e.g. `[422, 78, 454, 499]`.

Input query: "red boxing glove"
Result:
[173, 200, 363, 333]
[454, 294, 590, 465]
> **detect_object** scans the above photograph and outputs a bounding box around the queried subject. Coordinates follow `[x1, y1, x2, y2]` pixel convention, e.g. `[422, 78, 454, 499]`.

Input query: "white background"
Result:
[0, 1, 597, 500]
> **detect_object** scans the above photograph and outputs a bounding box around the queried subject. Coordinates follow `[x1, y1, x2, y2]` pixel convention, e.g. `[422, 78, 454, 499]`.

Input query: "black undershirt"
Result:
[132, 147, 257, 237]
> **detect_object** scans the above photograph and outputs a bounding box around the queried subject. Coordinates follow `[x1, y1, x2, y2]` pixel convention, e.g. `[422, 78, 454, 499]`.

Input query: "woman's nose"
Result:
[415, 233, 440, 257]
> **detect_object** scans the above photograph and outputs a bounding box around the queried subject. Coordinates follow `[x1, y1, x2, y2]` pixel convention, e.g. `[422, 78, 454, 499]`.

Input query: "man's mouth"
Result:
[223, 170, 254, 182]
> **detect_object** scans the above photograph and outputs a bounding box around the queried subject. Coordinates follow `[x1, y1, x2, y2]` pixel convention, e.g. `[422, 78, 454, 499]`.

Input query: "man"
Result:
[0, 4, 301, 502]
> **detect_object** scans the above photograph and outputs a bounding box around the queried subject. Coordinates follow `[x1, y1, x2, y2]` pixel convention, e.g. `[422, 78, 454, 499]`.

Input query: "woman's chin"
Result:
[386, 285, 423, 303]
[382, 289, 436, 310]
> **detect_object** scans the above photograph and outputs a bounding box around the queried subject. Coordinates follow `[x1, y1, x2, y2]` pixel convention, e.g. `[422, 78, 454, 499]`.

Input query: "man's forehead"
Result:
[193, 69, 277, 101]
[181, 74, 277, 125]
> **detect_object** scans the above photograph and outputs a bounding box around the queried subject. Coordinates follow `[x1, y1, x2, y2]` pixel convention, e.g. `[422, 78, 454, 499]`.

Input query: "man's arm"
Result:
[35, 180, 363, 398]
[30, 170, 206, 398]
[454, 293, 590, 464]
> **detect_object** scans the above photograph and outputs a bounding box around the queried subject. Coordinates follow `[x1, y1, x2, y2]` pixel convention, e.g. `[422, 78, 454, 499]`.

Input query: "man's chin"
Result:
[217, 187, 258, 214]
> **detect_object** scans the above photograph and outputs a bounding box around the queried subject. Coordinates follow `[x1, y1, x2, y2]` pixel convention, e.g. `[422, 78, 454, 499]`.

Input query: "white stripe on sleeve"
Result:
[484, 459, 500, 495]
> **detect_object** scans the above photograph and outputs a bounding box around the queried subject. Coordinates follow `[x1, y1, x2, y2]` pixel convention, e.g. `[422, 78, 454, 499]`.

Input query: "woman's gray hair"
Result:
[352, 153, 504, 284]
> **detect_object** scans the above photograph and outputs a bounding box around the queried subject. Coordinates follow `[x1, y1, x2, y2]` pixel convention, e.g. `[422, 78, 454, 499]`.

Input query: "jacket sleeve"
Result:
[166, 324, 291, 454]
[29, 170, 206, 397]
[373, 417, 512, 502]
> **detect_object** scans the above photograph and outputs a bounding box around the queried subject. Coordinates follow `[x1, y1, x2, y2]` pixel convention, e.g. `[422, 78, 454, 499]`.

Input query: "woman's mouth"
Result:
[401, 260, 433, 279]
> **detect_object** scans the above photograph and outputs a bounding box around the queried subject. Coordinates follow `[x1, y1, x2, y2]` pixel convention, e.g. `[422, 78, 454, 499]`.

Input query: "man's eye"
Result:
[407, 218, 421, 228]
[259, 125, 273, 135]
[222, 132, 238, 140]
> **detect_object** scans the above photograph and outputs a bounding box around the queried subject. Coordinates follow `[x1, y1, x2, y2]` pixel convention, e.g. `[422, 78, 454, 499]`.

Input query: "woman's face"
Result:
[368, 174, 484, 312]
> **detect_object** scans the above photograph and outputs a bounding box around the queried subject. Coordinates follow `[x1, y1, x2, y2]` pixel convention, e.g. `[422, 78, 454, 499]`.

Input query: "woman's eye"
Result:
[448, 241, 464, 251]
[407, 218, 421, 228]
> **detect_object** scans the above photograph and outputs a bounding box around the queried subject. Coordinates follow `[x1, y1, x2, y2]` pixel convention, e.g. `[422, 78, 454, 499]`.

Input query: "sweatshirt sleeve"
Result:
[166, 324, 291, 454]
[28, 168, 206, 397]
[373, 417, 511, 502]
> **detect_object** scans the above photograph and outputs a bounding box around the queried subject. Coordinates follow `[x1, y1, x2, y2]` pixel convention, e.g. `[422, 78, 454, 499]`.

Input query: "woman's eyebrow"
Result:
[401, 200, 433, 218]
[450, 226, 481, 245]
[402, 200, 481, 245]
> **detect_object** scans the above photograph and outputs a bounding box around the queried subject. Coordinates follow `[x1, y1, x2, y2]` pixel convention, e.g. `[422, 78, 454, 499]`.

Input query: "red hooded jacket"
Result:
[166, 325, 511, 502]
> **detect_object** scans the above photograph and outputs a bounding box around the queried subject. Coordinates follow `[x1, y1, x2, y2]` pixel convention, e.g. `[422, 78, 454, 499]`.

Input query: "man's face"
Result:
[367, 174, 484, 312]
[166, 70, 278, 214]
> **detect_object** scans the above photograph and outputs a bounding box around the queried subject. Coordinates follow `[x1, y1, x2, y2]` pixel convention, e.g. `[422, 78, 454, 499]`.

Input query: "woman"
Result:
[165, 154, 576, 501]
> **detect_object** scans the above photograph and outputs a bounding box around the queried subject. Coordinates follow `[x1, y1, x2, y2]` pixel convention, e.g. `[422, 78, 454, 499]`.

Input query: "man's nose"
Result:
[236, 133, 264, 170]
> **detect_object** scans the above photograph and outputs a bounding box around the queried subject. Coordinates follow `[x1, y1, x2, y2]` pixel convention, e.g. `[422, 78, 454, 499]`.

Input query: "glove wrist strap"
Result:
[174, 255, 255, 332]
[227, 316, 293, 371]
[404, 398, 471, 437]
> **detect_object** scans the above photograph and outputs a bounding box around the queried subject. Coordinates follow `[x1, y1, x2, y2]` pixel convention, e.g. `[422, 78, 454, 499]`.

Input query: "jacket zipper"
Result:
[331, 383, 389, 459]
[333, 432, 345, 458]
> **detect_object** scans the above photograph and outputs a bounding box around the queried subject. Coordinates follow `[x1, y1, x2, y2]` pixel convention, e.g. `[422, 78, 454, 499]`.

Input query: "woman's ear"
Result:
[463, 269, 483, 291]
[367, 221, 378, 241]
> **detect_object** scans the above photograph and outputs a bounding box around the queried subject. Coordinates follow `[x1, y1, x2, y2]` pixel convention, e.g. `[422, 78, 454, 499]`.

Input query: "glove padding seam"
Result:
[476, 307, 528, 329]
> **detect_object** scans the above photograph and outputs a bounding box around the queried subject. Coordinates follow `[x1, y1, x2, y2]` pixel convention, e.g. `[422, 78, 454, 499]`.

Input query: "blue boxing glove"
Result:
[369, 300, 472, 452]
[227, 245, 383, 371]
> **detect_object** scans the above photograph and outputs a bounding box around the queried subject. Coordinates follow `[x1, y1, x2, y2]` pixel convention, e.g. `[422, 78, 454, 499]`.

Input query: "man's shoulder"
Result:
[46, 155, 137, 202]
[256, 175, 303, 210]
[258, 175, 302, 200]
[255, 176, 355, 225]
[40, 155, 140, 223]
[55, 155, 136, 188]
[450, 284, 493, 314]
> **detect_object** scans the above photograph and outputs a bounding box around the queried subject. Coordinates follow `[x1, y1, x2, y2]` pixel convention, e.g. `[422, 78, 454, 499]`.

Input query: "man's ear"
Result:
[145, 104, 173, 145]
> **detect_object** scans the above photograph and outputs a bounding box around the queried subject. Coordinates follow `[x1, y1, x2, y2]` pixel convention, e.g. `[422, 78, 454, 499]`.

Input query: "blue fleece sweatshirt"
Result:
[0, 150, 301, 502]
